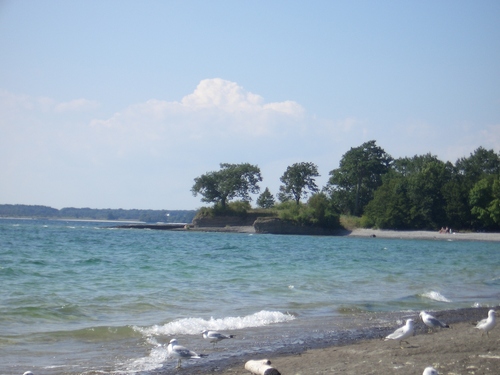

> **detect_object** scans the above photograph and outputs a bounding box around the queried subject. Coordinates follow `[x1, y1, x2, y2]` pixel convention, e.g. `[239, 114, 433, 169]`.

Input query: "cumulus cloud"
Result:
[89, 78, 307, 147]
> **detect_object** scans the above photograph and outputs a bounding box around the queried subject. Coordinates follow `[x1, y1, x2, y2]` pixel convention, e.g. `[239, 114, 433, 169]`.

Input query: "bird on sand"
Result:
[422, 366, 438, 375]
[167, 338, 206, 368]
[419, 311, 450, 332]
[476, 309, 496, 337]
[384, 319, 415, 348]
[202, 330, 235, 347]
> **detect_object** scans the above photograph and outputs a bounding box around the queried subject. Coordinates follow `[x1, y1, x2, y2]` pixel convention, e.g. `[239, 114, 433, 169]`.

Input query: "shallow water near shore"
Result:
[1, 218, 499, 374]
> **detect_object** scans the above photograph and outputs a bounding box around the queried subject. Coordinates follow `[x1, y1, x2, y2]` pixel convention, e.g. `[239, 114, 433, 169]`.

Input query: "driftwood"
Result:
[244, 359, 281, 375]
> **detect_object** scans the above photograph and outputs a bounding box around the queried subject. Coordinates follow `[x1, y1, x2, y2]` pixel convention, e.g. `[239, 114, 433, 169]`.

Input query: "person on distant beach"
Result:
[439, 227, 448, 234]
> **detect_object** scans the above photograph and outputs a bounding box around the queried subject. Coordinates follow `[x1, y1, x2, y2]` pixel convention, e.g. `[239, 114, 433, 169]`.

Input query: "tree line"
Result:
[0, 204, 197, 224]
[191, 141, 500, 231]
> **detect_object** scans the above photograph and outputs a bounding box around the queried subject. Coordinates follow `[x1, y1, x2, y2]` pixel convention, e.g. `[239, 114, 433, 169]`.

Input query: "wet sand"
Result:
[174, 308, 499, 375]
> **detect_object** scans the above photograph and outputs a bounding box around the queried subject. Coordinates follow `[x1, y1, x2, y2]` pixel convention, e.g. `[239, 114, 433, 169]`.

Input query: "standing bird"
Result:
[476, 309, 496, 337]
[384, 319, 415, 348]
[202, 330, 235, 347]
[423, 366, 438, 375]
[166, 338, 206, 368]
[420, 311, 450, 332]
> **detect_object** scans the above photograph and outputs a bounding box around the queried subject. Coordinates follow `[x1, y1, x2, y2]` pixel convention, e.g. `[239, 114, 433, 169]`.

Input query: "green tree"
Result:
[326, 140, 392, 216]
[456, 147, 500, 184]
[469, 176, 500, 229]
[455, 147, 500, 228]
[364, 154, 453, 229]
[441, 174, 472, 229]
[364, 173, 411, 229]
[278, 162, 320, 205]
[191, 163, 262, 209]
[405, 159, 450, 229]
[256, 187, 275, 208]
[306, 192, 340, 228]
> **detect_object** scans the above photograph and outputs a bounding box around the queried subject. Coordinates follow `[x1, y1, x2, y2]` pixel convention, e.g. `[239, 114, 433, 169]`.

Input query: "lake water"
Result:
[1, 218, 499, 374]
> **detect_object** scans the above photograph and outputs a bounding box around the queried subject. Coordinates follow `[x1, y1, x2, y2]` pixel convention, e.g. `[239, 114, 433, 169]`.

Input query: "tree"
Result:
[456, 147, 500, 184]
[326, 140, 392, 216]
[278, 162, 320, 205]
[256, 187, 275, 208]
[191, 163, 262, 209]
[306, 193, 341, 228]
[469, 176, 500, 229]
[455, 147, 500, 228]
[363, 173, 411, 229]
[364, 154, 453, 230]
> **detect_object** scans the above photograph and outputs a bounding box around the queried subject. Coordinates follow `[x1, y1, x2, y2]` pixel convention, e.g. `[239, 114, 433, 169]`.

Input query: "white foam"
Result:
[134, 310, 295, 337]
[421, 291, 452, 303]
[123, 344, 167, 373]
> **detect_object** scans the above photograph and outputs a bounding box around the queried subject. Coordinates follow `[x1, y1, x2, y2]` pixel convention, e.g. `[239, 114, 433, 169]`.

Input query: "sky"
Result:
[1, 0, 499, 210]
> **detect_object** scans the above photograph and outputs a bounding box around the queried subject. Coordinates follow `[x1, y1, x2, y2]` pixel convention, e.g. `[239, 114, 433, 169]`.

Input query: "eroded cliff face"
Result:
[192, 212, 264, 227]
[192, 214, 344, 236]
[254, 217, 344, 236]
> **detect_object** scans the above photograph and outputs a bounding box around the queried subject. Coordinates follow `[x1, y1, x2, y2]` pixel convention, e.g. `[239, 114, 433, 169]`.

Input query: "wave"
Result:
[134, 310, 295, 336]
[419, 291, 452, 303]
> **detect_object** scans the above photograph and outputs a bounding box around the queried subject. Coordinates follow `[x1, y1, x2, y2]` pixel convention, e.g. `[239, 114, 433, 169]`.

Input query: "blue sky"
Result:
[1, 0, 499, 210]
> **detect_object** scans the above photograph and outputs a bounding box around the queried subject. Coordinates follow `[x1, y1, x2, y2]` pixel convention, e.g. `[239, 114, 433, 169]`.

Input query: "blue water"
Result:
[1, 218, 499, 374]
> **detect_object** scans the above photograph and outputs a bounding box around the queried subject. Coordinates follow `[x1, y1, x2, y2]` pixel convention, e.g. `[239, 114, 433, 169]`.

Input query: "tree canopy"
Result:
[257, 187, 275, 208]
[191, 163, 262, 209]
[278, 162, 320, 205]
[192, 145, 500, 232]
[326, 140, 393, 216]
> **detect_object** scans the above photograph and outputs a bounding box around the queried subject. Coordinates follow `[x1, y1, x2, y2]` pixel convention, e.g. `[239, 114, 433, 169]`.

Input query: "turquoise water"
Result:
[1, 218, 499, 374]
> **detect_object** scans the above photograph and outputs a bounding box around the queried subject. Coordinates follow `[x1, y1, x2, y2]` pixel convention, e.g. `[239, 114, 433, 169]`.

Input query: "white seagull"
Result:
[166, 338, 206, 368]
[423, 366, 438, 375]
[420, 311, 450, 332]
[384, 319, 415, 348]
[202, 330, 235, 347]
[476, 309, 496, 337]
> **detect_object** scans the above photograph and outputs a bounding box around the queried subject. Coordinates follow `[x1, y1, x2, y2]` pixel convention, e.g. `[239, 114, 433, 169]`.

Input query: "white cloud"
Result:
[55, 98, 99, 112]
[89, 78, 307, 147]
[0, 90, 98, 114]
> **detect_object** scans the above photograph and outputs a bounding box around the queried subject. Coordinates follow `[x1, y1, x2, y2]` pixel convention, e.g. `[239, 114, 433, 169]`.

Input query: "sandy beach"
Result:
[218, 321, 499, 375]
[347, 228, 500, 242]
[190, 226, 500, 242]
[176, 308, 499, 375]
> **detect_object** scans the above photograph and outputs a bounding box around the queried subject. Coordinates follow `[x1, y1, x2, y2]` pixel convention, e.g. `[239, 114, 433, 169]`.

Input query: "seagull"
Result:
[384, 319, 415, 348]
[420, 311, 450, 332]
[423, 366, 438, 375]
[476, 309, 496, 337]
[23, 372, 34, 375]
[202, 330, 235, 347]
[166, 338, 206, 368]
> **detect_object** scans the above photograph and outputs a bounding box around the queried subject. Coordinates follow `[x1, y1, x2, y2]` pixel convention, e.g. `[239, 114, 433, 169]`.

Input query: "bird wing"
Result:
[428, 316, 446, 327]
[385, 326, 405, 339]
[476, 318, 487, 328]
[173, 345, 200, 358]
